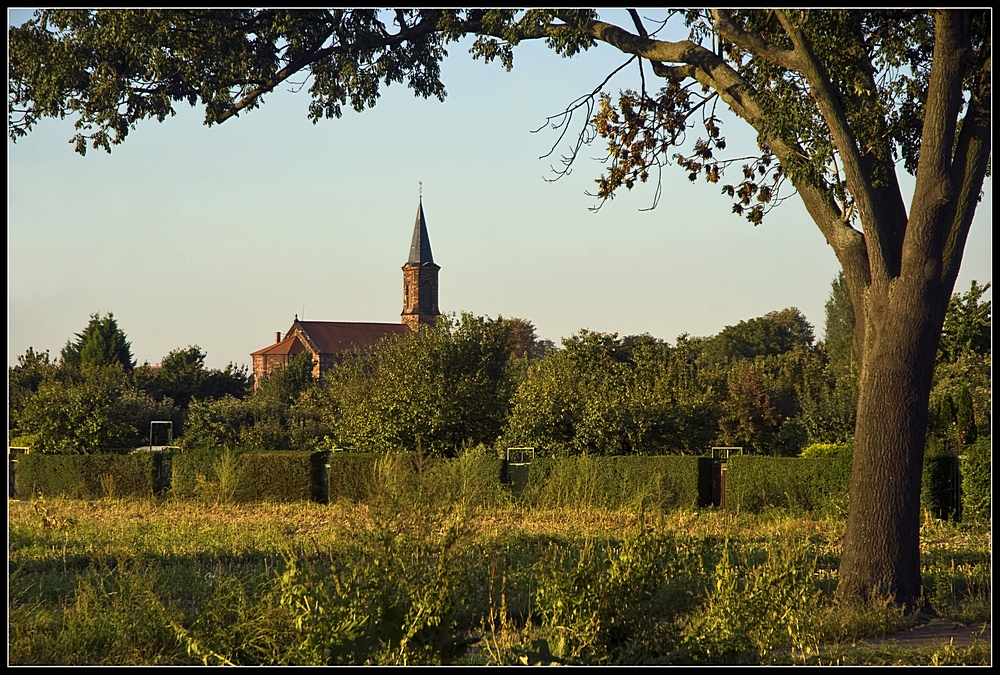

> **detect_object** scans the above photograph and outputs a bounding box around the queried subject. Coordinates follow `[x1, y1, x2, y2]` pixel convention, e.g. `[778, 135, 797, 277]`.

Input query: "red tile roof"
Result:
[296, 321, 409, 355]
[250, 334, 309, 357]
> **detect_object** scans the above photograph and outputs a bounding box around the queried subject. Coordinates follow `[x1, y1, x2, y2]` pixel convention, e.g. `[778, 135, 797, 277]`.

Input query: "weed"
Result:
[193, 447, 245, 506]
[98, 473, 117, 500]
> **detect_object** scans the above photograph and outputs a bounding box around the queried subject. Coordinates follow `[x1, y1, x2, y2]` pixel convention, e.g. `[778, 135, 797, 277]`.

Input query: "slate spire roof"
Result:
[407, 197, 436, 266]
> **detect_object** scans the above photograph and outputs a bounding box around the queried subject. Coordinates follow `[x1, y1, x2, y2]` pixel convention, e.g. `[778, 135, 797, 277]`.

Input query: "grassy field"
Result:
[8, 491, 991, 665]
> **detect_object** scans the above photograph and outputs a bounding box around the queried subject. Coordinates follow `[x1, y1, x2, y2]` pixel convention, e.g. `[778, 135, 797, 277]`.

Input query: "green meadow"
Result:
[9, 472, 990, 666]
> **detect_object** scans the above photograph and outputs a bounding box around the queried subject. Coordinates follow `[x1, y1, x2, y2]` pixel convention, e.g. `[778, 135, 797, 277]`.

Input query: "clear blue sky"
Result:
[7, 9, 992, 371]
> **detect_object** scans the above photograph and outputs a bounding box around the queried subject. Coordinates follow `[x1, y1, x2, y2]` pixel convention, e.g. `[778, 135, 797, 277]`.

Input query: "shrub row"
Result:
[170, 449, 327, 503]
[726, 455, 852, 515]
[11, 441, 986, 520]
[13, 452, 163, 500]
[519, 455, 702, 511]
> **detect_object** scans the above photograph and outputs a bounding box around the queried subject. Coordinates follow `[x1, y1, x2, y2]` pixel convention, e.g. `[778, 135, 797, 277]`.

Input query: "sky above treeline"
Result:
[7, 9, 992, 371]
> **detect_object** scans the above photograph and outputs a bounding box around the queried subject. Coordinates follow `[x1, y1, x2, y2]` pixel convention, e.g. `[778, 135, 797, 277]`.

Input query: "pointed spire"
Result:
[407, 196, 435, 265]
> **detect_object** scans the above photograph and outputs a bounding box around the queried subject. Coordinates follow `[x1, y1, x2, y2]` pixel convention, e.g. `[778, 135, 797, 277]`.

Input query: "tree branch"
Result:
[215, 10, 442, 124]
[772, 10, 898, 285]
[909, 11, 987, 287]
[710, 9, 799, 71]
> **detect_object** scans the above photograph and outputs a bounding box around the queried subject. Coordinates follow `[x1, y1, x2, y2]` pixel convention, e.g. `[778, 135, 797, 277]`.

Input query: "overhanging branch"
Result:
[215, 11, 443, 124]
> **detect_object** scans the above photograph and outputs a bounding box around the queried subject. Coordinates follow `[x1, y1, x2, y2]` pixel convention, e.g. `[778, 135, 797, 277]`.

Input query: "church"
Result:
[250, 198, 441, 388]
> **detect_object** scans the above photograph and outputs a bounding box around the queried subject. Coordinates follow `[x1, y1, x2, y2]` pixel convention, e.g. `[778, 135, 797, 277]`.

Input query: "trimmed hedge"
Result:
[10, 440, 986, 521]
[327, 450, 505, 509]
[517, 455, 702, 511]
[725, 455, 851, 514]
[171, 448, 328, 503]
[237, 451, 328, 503]
[425, 448, 507, 509]
[14, 453, 161, 500]
[169, 448, 231, 499]
[327, 452, 384, 502]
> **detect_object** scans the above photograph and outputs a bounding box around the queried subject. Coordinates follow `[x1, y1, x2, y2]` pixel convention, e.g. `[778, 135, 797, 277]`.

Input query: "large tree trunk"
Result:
[836, 276, 950, 607]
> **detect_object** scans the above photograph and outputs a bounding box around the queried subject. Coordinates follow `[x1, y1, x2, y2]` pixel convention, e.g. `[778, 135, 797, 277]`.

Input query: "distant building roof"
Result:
[407, 198, 437, 266]
[294, 321, 409, 356]
[250, 334, 310, 357]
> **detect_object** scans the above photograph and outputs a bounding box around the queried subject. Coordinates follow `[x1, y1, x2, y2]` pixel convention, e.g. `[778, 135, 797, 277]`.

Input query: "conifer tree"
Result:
[60, 312, 135, 371]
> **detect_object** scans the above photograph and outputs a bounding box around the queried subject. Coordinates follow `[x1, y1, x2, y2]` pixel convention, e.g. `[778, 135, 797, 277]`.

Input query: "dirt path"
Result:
[857, 619, 990, 650]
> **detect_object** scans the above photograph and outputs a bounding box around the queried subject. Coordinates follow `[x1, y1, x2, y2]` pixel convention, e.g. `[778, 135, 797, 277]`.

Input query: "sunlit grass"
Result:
[8, 496, 991, 665]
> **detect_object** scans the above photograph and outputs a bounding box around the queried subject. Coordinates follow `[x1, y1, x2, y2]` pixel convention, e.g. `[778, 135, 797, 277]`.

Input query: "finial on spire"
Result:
[419, 181, 423, 201]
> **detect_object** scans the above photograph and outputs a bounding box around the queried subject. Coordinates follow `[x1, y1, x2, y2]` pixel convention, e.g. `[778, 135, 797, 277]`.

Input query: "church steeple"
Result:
[401, 196, 440, 331]
[407, 197, 435, 266]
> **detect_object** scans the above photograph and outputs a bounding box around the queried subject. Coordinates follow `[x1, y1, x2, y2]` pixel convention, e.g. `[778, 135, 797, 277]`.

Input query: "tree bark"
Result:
[836, 271, 950, 607]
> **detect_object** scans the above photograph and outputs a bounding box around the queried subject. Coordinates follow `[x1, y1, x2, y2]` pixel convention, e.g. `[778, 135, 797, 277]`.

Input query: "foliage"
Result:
[937, 281, 991, 364]
[929, 353, 991, 440]
[10, 565, 182, 665]
[8, 9, 460, 154]
[823, 272, 856, 379]
[928, 281, 992, 443]
[959, 435, 990, 525]
[502, 317, 557, 362]
[794, 273, 859, 445]
[954, 386, 978, 446]
[7, 347, 60, 437]
[327, 452, 384, 503]
[502, 330, 689, 456]
[795, 351, 857, 445]
[681, 540, 823, 662]
[235, 451, 328, 504]
[517, 455, 702, 512]
[530, 527, 702, 663]
[324, 313, 518, 456]
[60, 312, 135, 371]
[717, 362, 781, 455]
[426, 445, 510, 512]
[725, 456, 851, 515]
[181, 395, 255, 451]
[133, 345, 251, 409]
[921, 450, 960, 523]
[13, 364, 174, 454]
[700, 308, 814, 368]
[170, 447, 243, 503]
[177, 351, 318, 452]
[255, 352, 316, 406]
[800, 442, 850, 459]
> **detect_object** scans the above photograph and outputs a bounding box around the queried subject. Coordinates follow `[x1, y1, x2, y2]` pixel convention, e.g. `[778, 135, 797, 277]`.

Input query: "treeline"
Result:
[8, 277, 990, 457]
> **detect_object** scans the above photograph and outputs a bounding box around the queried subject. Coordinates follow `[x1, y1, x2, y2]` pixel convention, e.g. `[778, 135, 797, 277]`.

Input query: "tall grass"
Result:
[8, 493, 991, 666]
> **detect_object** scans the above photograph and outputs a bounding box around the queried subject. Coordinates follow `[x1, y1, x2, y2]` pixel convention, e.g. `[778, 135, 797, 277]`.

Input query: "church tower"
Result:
[401, 197, 440, 330]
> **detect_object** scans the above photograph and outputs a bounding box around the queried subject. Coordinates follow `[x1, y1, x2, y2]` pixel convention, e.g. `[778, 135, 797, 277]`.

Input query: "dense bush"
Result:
[324, 314, 519, 456]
